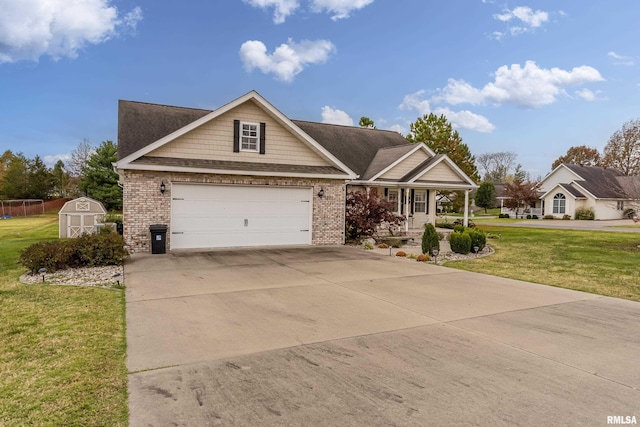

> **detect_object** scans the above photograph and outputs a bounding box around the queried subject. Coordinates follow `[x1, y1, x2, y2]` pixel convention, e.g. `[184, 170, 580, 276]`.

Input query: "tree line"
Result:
[0, 140, 122, 211]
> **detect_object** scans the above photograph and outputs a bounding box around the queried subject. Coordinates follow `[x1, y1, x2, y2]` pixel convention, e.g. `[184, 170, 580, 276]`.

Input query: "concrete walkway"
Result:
[126, 246, 640, 426]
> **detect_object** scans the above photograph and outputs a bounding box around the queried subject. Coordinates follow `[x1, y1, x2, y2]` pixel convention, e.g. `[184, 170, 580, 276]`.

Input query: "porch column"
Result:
[463, 189, 469, 227]
[405, 187, 410, 232]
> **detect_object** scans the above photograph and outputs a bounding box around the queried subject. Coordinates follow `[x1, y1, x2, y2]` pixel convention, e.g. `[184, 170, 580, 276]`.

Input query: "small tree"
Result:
[602, 118, 640, 176]
[345, 190, 404, 242]
[475, 182, 496, 213]
[359, 116, 376, 129]
[504, 178, 540, 218]
[422, 223, 440, 256]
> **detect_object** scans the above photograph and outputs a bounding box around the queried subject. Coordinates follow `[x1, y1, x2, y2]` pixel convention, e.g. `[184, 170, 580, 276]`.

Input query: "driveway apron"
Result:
[126, 246, 640, 426]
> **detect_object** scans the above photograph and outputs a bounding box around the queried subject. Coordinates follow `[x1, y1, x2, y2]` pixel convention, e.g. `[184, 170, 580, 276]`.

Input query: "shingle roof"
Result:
[292, 120, 411, 176]
[563, 164, 627, 199]
[558, 183, 587, 198]
[131, 156, 345, 175]
[118, 100, 211, 160]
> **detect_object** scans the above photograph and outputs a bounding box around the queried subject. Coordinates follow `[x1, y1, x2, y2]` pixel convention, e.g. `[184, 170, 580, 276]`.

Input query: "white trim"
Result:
[350, 180, 475, 190]
[539, 183, 588, 200]
[541, 163, 584, 184]
[368, 144, 430, 181]
[240, 121, 260, 152]
[116, 90, 357, 179]
[117, 162, 352, 180]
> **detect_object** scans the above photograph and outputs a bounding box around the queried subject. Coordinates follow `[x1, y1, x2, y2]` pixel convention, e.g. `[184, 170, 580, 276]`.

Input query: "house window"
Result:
[387, 189, 398, 204]
[414, 191, 426, 213]
[617, 201, 624, 211]
[552, 193, 566, 214]
[240, 122, 259, 152]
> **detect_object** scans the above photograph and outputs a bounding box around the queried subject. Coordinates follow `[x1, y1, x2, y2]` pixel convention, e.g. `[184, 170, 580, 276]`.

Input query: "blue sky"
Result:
[1, 0, 638, 179]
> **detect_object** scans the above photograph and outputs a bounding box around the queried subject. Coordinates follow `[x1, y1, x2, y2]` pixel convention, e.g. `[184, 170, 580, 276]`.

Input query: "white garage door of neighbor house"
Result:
[170, 184, 312, 249]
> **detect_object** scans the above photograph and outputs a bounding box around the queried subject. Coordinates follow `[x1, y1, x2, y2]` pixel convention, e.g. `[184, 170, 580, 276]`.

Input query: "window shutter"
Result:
[233, 120, 240, 153]
[384, 188, 388, 198]
[259, 122, 266, 154]
[426, 190, 430, 214]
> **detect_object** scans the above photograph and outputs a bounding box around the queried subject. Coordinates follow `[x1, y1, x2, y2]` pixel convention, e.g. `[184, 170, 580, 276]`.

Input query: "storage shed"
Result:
[58, 197, 107, 238]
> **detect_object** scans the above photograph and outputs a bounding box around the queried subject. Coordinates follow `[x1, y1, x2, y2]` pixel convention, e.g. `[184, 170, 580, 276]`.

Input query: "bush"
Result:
[395, 251, 407, 257]
[422, 223, 440, 256]
[526, 214, 532, 219]
[532, 215, 539, 219]
[407, 253, 417, 259]
[466, 228, 487, 252]
[363, 242, 374, 250]
[436, 222, 455, 229]
[345, 190, 404, 242]
[498, 213, 510, 218]
[378, 243, 388, 249]
[20, 230, 129, 274]
[449, 232, 472, 254]
[543, 215, 555, 220]
[562, 214, 571, 220]
[416, 254, 429, 262]
[453, 224, 465, 233]
[623, 208, 636, 218]
[574, 207, 595, 220]
[387, 238, 403, 248]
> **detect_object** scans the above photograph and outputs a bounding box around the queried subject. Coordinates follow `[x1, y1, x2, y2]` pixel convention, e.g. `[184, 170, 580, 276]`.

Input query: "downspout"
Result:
[405, 187, 410, 233]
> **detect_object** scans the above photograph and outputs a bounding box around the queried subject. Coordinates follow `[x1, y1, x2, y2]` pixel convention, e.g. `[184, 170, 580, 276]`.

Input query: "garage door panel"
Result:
[171, 184, 312, 250]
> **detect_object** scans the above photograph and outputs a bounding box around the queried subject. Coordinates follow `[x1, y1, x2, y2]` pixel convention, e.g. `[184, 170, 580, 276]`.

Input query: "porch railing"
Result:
[500, 207, 543, 218]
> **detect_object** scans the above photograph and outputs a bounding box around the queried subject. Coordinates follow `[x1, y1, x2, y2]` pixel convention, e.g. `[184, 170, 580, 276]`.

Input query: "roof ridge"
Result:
[119, 99, 213, 113]
[292, 119, 406, 135]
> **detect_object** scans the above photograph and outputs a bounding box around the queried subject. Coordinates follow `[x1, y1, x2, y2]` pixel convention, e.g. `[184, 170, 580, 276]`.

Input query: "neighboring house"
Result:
[114, 91, 477, 253]
[536, 164, 640, 219]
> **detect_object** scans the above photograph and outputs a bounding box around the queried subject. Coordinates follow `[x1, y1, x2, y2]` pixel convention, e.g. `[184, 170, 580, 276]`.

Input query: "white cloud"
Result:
[492, 6, 550, 38]
[0, 0, 142, 63]
[607, 51, 635, 66]
[239, 38, 336, 82]
[574, 88, 605, 102]
[399, 90, 495, 133]
[310, 0, 374, 21]
[435, 61, 604, 108]
[387, 124, 406, 135]
[321, 106, 353, 126]
[433, 107, 496, 133]
[398, 90, 431, 115]
[242, 0, 299, 24]
[43, 153, 71, 167]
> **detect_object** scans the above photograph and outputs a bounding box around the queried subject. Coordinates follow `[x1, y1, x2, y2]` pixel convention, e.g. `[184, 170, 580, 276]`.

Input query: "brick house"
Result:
[115, 91, 477, 252]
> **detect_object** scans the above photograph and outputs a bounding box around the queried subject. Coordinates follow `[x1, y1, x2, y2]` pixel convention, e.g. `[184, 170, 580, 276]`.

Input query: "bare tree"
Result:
[602, 118, 640, 176]
[476, 151, 517, 183]
[67, 139, 94, 177]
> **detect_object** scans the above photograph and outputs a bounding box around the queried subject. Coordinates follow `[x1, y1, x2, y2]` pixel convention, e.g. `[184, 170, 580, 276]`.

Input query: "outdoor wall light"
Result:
[317, 187, 325, 198]
[160, 181, 166, 195]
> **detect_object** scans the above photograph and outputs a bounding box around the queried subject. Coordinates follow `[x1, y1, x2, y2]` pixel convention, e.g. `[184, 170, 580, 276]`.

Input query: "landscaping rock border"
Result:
[19, 265, 124, 288]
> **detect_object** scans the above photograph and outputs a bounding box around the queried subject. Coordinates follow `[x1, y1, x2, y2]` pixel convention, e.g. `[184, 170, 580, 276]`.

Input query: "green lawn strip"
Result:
[445, 226, 640, 302]
[0, 215, 128, 426]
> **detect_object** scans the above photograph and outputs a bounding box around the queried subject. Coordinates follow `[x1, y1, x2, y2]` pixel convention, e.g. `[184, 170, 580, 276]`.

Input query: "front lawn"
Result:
[0, 214, 128, 426]
[446, 226, 640, 302]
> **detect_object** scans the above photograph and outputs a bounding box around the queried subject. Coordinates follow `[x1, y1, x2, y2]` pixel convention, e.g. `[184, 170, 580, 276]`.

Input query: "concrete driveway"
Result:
[126, 246, 640, 426]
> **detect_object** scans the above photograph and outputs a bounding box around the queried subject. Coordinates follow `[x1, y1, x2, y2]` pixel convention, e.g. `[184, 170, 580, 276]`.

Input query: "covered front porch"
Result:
[352, 184, 475, 233]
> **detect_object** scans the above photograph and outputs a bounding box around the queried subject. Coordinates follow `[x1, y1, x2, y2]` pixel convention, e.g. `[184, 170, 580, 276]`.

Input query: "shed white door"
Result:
[170, 184, 312, 249]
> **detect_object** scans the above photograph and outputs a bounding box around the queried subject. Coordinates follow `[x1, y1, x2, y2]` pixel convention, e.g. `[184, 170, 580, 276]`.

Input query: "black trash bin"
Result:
[149, 224, 168, 254]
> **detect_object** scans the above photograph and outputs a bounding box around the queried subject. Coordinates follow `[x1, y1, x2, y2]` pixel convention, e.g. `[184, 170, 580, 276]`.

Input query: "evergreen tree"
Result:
[80, 141, 122, 210]
[475, 182, 496, 213]
[407, 113, 479, 182]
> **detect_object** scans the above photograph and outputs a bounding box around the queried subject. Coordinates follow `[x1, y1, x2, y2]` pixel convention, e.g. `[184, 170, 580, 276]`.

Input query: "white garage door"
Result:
[170, 184, 312, 249]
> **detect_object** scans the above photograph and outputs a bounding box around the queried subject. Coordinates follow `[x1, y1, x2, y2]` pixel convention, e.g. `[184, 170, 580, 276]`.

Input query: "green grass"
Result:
[446, 225, 640, 302]
[0, 214, 128, 426]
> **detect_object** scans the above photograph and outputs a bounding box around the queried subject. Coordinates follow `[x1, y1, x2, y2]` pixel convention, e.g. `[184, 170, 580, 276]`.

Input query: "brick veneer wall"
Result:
[122, 170, 346, 253]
